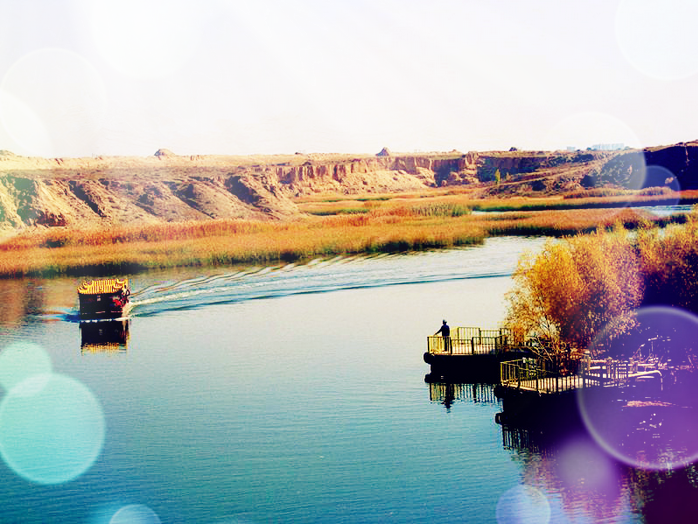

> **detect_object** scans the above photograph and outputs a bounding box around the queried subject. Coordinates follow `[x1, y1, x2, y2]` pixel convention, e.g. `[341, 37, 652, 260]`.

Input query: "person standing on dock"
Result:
[435, 320, 451, 353]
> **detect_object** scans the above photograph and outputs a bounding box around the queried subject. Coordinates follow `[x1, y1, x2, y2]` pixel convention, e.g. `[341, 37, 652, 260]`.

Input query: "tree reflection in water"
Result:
[501, 417, 698, 524]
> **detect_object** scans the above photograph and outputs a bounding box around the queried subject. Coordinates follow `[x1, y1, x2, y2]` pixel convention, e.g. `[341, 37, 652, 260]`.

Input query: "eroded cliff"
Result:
[0, 151, 476, 232]
[1, 142, 696, 234]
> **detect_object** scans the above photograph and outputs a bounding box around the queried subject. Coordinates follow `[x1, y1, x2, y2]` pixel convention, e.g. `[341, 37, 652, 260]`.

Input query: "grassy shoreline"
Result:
[299, 188, 698, 215]
[0, 195, 691, 278]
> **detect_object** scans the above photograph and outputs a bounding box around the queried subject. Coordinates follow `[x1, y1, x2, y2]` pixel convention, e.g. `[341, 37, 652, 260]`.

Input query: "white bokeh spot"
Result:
[90, 0, 201, 79]
[0, 48, 108, 157]
[110, 504, 162, 524]
[616, 0, 698, 81]
[0, 373, 105, 485]
[0, 341, 53, 393]
[496, 484, 551, 524]
[543, 111, 641, 152]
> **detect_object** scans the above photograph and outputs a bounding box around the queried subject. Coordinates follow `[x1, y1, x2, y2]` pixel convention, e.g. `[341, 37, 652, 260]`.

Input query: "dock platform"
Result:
[498, 356, 663, 394]
[424, 327, 532, 382]
[494, 356, 665, 426]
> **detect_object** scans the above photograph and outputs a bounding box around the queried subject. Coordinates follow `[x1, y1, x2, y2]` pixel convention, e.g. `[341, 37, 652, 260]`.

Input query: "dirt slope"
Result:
[1, 143, 695, 234]
[0, 150, 470, 232]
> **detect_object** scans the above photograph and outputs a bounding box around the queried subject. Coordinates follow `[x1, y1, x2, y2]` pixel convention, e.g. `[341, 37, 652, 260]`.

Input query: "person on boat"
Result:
[112, 289, 128, 309]
[113, 293, 124, 308]
[435, 320, 451, 353]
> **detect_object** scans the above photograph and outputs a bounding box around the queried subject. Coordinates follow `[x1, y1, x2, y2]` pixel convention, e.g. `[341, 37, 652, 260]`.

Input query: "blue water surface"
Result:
[0, 236, 664, 523]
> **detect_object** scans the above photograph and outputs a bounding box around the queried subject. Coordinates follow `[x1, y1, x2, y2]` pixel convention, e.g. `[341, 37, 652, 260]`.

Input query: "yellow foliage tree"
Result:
[505, 227, 644, 357]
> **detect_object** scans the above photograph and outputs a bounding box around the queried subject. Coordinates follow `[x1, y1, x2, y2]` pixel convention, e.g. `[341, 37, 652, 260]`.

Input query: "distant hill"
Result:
[580, 141, 698, 190]
[1, 142, 696, 234]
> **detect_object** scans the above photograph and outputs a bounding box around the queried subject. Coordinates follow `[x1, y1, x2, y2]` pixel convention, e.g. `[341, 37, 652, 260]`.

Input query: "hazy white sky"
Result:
[0, 0, 697, 157]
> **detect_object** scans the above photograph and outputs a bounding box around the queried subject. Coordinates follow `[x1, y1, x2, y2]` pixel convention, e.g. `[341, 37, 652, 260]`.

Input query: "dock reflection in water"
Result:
[427, 381, 500, 410]
[80, 319, 130, 354]
[427, 378, 698, 523]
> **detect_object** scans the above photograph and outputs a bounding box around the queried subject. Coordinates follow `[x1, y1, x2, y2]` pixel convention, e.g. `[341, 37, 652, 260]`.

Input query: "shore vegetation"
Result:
[0, 191, 693, 278]
[298, 188, 698, 214]
[505, 210, 698, 361]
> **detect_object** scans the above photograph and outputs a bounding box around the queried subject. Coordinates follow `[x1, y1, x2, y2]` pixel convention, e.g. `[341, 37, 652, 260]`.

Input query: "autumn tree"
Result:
[637, 213, 698, 313]
[505, 227, 644, 358]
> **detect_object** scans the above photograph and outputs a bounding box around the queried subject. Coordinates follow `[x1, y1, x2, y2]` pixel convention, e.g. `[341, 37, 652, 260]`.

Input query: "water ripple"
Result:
[128, 237, 546, 318]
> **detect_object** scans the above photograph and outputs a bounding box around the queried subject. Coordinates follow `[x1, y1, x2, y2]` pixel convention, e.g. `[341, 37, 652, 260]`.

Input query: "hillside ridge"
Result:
[1, 143, 696, 234]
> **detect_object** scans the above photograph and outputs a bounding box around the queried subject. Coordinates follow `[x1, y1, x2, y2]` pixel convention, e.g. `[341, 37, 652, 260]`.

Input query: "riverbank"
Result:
[0, 196, 690, 277]
[298, 187, 698, 214]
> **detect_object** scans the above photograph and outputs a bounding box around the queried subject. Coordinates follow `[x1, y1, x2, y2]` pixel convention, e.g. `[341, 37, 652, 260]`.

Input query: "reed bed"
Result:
[0, 202, 692, 278]
[562, 186, 674, 199]
[481, 207, 683, 237]
[0, 214, 487, 277]
[473, 191, 698, 212]
[303, 195, 474, 217]
[299, 189, 698, 215]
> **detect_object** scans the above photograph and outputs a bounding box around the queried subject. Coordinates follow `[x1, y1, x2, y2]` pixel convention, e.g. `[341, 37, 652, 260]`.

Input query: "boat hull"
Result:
[78, 294, 131, 320]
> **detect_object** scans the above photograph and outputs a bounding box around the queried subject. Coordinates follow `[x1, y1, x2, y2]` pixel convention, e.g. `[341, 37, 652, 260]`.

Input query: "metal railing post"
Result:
[517, 363, 521, 388]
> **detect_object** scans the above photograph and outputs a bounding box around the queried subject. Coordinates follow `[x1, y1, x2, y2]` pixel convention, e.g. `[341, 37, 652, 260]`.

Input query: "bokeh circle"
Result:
[0, 341, 53, 392]
[616, 0, 698, 81]
[0, 48, 107, 157]
[577, 306, 698, 470]
[110, 504, 162, 524]
[0, 373, 105, 484]
[496, 484, 551, 524]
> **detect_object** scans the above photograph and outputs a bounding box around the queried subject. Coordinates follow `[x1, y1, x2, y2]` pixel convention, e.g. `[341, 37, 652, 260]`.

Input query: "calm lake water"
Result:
[0, 235, 696, 523]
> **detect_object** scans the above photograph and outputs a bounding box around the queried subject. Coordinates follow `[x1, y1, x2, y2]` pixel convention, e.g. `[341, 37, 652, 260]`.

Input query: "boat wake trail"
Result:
[126, 237, 545, 318]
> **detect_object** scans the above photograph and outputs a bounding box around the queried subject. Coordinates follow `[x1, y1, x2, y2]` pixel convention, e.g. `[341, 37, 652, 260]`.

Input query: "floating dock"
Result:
[424, 327, 532, 382]
[423, 325, 671, 431]
[494, 356, 664, 426]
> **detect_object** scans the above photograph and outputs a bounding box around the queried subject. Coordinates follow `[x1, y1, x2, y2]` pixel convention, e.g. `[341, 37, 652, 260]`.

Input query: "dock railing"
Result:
[427, 327, 512, 355]
[500, 356, 663, 394]
[500, 358, 579, 394]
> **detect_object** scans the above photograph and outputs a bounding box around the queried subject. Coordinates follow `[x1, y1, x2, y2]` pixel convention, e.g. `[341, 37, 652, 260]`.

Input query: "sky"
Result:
[0, 0, 697, 158]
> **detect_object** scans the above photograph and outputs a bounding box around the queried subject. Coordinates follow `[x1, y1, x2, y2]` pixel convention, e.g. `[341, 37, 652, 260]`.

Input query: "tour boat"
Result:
[77, 278, 131, 320]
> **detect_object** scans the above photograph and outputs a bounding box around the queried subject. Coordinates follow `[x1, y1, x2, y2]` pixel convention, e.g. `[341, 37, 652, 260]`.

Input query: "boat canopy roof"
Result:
[77, 278, 129, 295]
